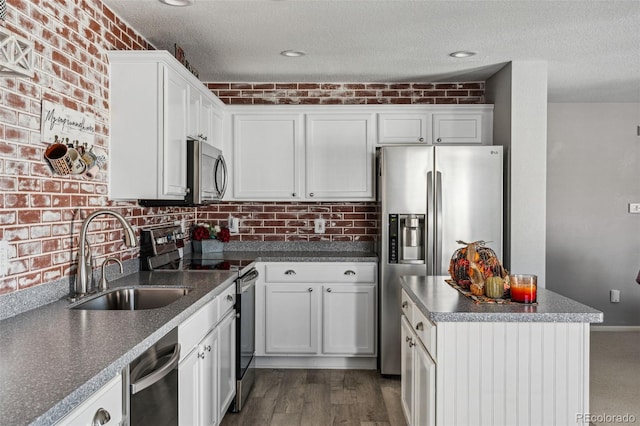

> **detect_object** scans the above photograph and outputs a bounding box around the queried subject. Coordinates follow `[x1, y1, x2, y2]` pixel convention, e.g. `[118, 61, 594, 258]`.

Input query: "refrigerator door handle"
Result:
[426, 170, 434, 275]
[435, 171, 443, 275]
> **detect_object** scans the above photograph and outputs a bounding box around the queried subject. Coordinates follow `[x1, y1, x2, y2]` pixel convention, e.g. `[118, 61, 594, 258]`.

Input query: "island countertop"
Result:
[401, 275, 603, 323]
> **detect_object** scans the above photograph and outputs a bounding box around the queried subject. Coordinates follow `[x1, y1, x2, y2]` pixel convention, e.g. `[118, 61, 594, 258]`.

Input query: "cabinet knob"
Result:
[308, 288, 313, 292]
[418, 137, 424, 142]
[327, 288, 332, 292]
[401, 301, 408, 309]
[409, 341, 416, 348]
[405, 336, 412, 343]
[206, 345, 212, 352]
[226, 294, 234, 302]
[92, 408, 111, 426]
[344, 270, 356, 276]
[416, 322, 424, 331]
[285, 270, 296, 275]
[309, 192, 315, 197]
[437, 137, 442, 143]
[292, 193, 297, 197]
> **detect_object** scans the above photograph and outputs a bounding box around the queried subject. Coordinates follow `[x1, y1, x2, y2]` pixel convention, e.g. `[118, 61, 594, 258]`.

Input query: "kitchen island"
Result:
[400, 275, 602, 426]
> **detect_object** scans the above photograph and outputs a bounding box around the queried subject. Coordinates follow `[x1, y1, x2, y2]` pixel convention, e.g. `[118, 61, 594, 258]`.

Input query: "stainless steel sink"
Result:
[70, 286, 192, 310]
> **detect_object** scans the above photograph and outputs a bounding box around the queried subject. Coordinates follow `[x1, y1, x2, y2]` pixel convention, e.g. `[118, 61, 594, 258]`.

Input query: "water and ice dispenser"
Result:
[388, 214, 425, 264]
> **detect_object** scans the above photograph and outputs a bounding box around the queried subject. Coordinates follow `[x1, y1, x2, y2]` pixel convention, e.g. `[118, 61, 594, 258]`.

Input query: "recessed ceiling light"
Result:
[280, 50, 306, 58]
[449, 51, 476, 58]
[159, 0, 194, 6]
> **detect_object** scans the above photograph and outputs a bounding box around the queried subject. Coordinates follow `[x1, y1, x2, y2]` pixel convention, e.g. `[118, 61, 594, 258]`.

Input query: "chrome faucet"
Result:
[76, 209, 137, 299]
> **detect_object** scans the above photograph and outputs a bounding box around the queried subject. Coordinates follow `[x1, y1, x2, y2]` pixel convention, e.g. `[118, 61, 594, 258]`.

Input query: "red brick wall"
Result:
[208, 82, 485, 105]
[0, 0, 485, 296]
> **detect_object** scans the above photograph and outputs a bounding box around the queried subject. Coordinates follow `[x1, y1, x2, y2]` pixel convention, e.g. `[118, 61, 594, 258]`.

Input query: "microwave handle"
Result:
[215, 155, 228, 199]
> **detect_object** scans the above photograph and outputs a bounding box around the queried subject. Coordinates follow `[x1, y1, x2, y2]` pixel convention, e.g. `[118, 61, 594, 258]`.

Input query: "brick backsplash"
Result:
[0, 0, 483, 297]
[207, 82, 484, 105]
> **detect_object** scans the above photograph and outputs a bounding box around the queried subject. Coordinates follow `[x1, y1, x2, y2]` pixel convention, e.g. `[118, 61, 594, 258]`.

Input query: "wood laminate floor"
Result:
[221, 369, 405, 426]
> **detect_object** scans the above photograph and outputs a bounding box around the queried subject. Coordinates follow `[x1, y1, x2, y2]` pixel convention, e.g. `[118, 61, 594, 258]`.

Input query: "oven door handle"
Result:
[131, 343, 181, 395]
[239, 269, 259, 290]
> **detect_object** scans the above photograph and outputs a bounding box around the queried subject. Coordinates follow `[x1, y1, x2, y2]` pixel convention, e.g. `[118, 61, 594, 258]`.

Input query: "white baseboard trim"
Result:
[591, 325, 640, 331]
[255, 356, 377, 370]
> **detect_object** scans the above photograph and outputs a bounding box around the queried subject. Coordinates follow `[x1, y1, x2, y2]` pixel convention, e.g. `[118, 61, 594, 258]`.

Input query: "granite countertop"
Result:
[187, 250, 378, 263]
[401, 275, 603, 323]
[0, 270, 237, 426]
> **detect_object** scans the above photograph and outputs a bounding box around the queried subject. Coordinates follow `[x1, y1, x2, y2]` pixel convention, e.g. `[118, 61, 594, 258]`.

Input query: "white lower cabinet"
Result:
[258, 262, 377, 367]
[178, 282, 236, 426]
[55, 375, 123, 426]
[401, 291, 436, 426]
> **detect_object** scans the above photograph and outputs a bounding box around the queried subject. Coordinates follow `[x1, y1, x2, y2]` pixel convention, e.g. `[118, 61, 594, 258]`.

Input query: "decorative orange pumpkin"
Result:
[448, 240, 506, 289]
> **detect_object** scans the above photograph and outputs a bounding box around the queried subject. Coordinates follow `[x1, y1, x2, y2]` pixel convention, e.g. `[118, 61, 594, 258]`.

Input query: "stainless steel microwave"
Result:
[186, 139, 227, 205]
[139, 139, 227, 207]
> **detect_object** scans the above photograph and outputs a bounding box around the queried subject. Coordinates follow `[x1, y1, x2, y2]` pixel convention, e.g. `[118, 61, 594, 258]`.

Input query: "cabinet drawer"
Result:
[400, 289, 413, 320]
[179, 298, 217, 354]
[56, 375, 122, 426]
[412, 308, 436, 359]
[216, 282, 236, 324]
[265, 263, 376, 283]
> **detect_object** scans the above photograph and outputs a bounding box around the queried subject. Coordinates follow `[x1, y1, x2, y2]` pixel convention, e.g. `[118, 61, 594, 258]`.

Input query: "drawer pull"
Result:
[206, 345, 212, 352]
[405, 336, 412, 343]
[416, 322, 424, 331]
[285, 270, 296, 275]
[308, 288, 313, 292]
[226, 294, 234, 302]
[401, 301, 408, 309]
[344, 270, 356, 276]
[92, 408, 111, 426]
[327, 288, 332, 292]
[409, 341, 416, 348]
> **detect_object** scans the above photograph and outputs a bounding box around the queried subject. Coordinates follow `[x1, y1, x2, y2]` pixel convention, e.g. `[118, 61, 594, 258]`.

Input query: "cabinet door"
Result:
[305, 114, 374, 200]
[265, 284, 319, 354]
[378, 113, 429, 144]
[210, 104, 224, 150]
[432, 113, 483, 144]
[217, 310, 236, 420]
[414, 340, 436, 426]
[400, 315, 414, 425]
[233, 114, 302, 199]
[200, 95, 214, 144]
[201, 329, 219, 426]
[163, 67, 188, 196]
[56, 375, 123, 426]
[188, 87, 201, 140]
[322, 284, 375, 355]
[179, 348, 202, 426]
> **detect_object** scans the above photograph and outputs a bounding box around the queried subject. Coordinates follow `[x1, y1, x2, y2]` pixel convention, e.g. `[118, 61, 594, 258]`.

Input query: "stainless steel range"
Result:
[140, 225, 257, 413]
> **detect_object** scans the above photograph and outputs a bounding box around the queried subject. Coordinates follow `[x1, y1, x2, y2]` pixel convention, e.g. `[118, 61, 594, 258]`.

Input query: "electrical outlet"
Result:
[228, 216, 239, 233]
[610, 289, 620, 303]
[0, 240, 9, 277]
[314, 218, 326, 234]
[629, 203, 640, 214]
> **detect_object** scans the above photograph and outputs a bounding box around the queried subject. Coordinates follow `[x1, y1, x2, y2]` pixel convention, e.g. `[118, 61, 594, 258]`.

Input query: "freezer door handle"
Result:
[435, 171, 443, 275]
[426, 171, 434, 275]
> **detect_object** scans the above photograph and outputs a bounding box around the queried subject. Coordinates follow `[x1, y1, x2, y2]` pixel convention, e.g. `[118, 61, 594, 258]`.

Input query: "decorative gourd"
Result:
[448, 240, 507, 289]
[485, 276, 504, 298]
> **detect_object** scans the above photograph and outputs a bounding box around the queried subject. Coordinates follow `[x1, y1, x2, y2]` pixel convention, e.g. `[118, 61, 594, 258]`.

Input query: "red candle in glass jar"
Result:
[509, 274, 537, 303]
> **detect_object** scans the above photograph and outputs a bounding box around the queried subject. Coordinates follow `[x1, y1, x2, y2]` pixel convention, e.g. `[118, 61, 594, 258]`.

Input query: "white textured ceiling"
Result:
[102, 0, 640, 102]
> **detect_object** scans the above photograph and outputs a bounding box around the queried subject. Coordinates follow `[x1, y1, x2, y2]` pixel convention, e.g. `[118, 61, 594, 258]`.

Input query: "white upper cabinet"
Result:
[378, 113, 429, 144]
[108, 50, 224, 201]
[305, 113, 374, 200]
[376, 105, 493, 146]
[232, 113, 302, 200]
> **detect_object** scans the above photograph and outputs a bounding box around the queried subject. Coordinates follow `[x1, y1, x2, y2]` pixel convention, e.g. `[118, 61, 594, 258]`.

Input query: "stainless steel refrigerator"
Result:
[378, 145, 503, 375]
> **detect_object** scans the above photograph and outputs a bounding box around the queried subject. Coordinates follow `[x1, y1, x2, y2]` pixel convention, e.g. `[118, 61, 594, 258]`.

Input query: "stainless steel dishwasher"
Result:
[125, 328, 180, 426]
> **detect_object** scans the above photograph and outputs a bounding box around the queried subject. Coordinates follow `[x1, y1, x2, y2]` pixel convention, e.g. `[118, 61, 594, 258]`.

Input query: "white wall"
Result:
[486, 61, 548, 287]
[547, 103, 640, 325]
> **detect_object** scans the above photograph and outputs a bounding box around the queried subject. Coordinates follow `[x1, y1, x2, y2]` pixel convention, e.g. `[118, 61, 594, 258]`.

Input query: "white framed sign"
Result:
[41, 100, 95, 145]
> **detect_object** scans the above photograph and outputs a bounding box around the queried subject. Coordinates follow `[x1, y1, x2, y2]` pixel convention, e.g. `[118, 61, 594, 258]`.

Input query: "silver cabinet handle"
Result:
[309, 192, 315, 197]
[285, 270, 296, 275]
[401, 301, 408, 309]
[405, 336, 412, 343]
[416, 322, 424, 331]
[327, 288, 332, 292]
[92, 408, 111, 426]
[437, 137, 442, 142]
[198, 351, 205, 359]
[226, 294, 233, 302]
[418, 137, 424, 142]
[206, 345, 212, 352]
[344, 270, 356, 276]
[409, 341, 416, 348]
[308, 288, 313, 292]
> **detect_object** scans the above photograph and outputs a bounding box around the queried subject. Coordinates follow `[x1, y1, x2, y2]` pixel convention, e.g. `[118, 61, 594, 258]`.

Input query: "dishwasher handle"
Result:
[131, 343, 181, 395]
[239, 268, 259, 293]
